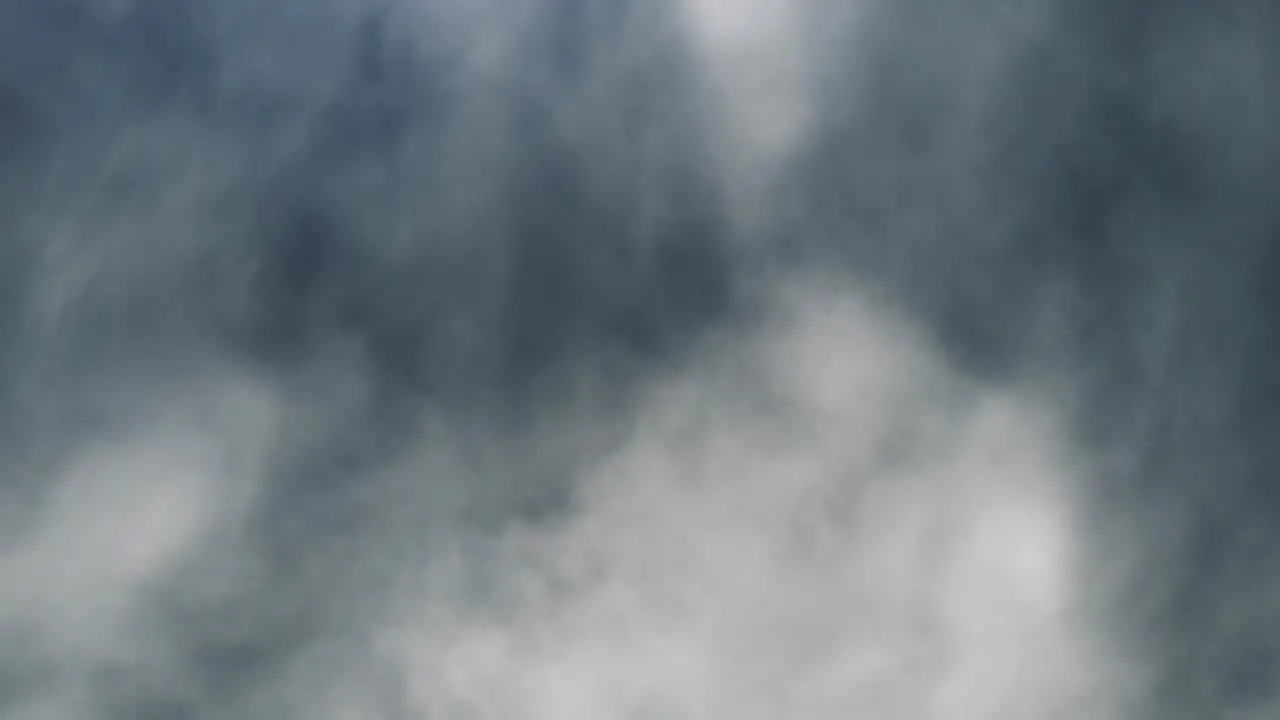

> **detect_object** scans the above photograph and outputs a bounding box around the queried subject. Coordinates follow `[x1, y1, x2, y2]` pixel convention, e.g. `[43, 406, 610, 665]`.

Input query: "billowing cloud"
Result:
[381, 282, 1134, 720]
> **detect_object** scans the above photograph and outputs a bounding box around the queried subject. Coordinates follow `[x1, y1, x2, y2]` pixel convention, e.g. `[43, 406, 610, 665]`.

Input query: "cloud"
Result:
[0, 376, 279, 716]
[380, 282, 1136, 720]
[669, 0, 865, 224]
[675, 0, 814, 160]
[1, 1, 1277, 718]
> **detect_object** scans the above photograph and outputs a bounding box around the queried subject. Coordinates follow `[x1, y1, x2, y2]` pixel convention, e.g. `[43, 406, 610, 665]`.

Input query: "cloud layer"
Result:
[0, 1, 1277, 719]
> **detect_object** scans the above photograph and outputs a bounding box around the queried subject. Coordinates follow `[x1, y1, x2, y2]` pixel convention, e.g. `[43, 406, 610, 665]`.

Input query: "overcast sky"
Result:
[0, 1, 1277, 718]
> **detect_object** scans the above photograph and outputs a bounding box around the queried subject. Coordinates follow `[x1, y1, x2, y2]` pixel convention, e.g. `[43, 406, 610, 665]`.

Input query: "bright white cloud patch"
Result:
[382, 283, 1132, 720]
[672, 0, 825, 218]
[677, 0, 812, 155]
[670, 0, 866, 221]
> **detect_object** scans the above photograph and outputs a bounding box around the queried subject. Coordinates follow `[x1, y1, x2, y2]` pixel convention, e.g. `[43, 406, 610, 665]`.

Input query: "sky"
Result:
[0, 1, 1277, 718]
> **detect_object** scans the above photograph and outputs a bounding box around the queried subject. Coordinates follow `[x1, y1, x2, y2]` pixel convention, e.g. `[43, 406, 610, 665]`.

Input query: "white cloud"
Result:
[380, 281, 1136, 720]
[670, 0, 866, 222]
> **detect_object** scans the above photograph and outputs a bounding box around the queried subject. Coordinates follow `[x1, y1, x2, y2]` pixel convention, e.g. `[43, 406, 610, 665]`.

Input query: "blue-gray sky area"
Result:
[0, 1, 1276, 718]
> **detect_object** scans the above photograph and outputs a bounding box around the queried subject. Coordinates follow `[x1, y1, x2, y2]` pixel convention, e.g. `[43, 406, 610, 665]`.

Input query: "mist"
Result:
[0, 1, 1277, 718]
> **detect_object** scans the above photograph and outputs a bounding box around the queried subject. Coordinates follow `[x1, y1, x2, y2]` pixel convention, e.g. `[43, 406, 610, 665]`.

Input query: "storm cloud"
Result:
[0, 1, 1277, 718]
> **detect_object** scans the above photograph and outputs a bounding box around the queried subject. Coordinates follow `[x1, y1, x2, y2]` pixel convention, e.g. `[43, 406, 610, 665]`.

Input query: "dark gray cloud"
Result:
[0, 1, 1276, 718]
